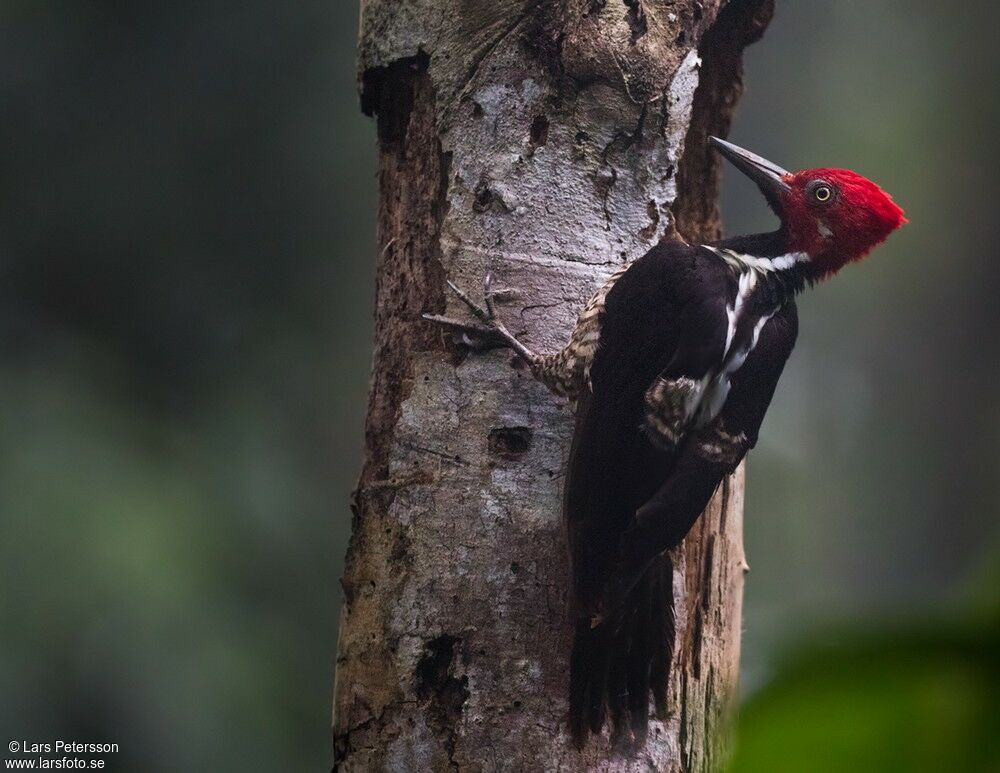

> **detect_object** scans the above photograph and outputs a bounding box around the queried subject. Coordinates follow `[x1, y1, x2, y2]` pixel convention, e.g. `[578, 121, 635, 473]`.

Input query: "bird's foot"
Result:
[424, 273, 538, 364]
[421, 314, 509, 350]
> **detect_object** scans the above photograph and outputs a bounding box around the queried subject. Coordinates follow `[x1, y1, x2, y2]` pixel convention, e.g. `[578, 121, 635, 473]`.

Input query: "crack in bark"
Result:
[623, 0, 649, 43]
[679, 668, 691, 770]
[594, 111, 641, 230]
[639, 198, 661, 240]
[702, 665, 717, 770]
[718, 475, 730, 531]
[672, 0, 775, 242]
[358, 470, 438, 496]
[700, 535, 716, 613]
[457, 2, 543, 104]
[400, 440, 470, 466]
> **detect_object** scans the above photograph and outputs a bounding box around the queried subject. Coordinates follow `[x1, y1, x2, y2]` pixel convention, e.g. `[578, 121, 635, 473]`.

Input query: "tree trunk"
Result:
[334, 1, 773, 770]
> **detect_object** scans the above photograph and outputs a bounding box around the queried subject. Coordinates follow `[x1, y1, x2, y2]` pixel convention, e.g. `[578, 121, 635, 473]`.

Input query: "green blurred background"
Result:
[0, 1, 996, 770]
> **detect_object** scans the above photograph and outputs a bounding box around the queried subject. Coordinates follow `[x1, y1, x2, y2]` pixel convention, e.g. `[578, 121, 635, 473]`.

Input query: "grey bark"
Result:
[334, 1, 773, 770]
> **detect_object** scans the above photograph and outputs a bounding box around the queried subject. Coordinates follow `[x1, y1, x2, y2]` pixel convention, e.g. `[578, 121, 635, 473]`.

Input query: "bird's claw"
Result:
[446, 279, 493, 323]
[433, 276, 538, 364]
[483, 271, 499, 319]
[421, 313, 509, 351]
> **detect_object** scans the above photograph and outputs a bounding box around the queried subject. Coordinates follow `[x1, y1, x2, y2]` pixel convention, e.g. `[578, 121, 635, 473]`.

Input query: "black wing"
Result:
[611, 301, 800, 597]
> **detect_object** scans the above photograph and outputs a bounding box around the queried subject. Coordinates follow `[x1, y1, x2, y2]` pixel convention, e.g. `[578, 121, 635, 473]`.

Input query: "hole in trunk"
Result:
[489, 427, 532, 458]
[529, 114, 549, 146]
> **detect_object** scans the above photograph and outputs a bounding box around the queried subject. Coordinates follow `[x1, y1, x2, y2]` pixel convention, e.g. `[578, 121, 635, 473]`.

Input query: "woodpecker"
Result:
[428, 137, 905, 747]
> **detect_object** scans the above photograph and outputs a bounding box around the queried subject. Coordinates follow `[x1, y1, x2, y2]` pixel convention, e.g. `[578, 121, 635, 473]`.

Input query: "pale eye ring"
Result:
[814, 185, 833, 202]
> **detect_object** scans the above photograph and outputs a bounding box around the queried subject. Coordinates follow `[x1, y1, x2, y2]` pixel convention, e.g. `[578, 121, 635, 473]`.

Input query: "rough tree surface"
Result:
[334, 1, 773, 770]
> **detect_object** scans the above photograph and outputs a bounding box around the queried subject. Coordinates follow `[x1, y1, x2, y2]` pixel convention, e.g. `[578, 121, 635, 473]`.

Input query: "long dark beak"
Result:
[710, 136, 790, 211]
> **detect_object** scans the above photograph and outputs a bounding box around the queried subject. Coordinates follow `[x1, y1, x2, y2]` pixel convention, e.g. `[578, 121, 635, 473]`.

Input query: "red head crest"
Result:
[710, 137, 906, 279]
[781, 168, 907, 276]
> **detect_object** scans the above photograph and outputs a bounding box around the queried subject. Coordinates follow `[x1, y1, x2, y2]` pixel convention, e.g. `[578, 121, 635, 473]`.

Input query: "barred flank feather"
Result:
[532, 266, 628, 400]
[642, 375, 701, 449]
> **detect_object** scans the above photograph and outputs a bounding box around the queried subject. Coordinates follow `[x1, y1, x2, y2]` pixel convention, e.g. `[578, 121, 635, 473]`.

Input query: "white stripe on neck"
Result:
[705, 246, 810, 273]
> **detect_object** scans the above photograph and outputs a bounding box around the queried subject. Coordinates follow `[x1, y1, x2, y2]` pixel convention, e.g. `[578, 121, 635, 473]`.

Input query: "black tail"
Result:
[569, 554, 676, 748]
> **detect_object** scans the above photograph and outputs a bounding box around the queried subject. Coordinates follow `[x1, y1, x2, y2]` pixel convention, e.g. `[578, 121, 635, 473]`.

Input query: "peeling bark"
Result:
[335, 1, 773, 770]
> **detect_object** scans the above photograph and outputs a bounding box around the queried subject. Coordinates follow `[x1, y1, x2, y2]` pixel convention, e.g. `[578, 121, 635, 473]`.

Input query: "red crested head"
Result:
[710, 137, 906, 279]
[781, 168, 906, 277]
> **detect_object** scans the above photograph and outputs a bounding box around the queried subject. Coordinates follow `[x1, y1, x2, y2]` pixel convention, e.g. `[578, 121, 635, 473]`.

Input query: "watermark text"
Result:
[6, 741, 118, 769]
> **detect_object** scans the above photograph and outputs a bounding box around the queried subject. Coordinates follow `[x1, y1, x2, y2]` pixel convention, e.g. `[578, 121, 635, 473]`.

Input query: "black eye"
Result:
[814, 185, 832, 202]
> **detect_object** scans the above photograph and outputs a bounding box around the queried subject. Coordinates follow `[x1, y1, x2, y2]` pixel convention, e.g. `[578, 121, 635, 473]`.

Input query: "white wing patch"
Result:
[644, 246, 799, 448]
[693, 267, 770, 428]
